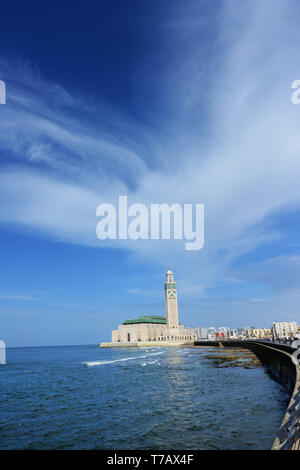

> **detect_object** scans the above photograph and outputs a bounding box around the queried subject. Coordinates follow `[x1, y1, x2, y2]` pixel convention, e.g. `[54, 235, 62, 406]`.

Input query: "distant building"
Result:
[272, 321, 298, 339]
[229, 329, 238, 339]
[251, 328, 272, 339]
[207, 327, 216, 340]
[219, 327, 230, 338]
[216, 331, 226, 339]
[111, 270, 197, 343]
[194, 326, 208, 339]
[243, 327, 257, 338]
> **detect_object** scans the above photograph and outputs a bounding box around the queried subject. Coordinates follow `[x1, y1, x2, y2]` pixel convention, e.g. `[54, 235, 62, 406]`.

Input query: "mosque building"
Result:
[111, 270, 196, 343]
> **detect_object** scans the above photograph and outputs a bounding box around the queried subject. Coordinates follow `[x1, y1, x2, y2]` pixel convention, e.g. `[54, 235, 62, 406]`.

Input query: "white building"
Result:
[207, 327, 216, 340]
[194, 326, 208, 339]
[229, 329, 238, 339]
[272, 321, 298, 339]
[219, 327, 230, 338]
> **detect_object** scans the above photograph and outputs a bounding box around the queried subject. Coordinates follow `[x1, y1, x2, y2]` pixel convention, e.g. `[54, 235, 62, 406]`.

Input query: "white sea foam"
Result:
[147, 351, 165, 356]
[140, 359, 159, 367]
[84, 350, 164, 367]
[85, 356, 143, 366]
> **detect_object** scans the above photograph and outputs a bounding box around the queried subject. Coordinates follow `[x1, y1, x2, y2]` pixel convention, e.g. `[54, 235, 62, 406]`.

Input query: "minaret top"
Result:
[166, 269, 174, 283]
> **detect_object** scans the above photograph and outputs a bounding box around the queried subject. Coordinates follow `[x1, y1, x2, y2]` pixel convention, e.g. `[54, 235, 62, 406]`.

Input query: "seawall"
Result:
[194, 340, 300, 450]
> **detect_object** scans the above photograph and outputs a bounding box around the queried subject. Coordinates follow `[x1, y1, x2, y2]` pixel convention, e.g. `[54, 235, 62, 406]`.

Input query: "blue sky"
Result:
[1, 0, 300, 346]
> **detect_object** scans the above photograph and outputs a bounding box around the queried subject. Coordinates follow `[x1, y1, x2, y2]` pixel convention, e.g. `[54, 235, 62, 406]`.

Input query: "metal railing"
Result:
[273, 384, 300, 450]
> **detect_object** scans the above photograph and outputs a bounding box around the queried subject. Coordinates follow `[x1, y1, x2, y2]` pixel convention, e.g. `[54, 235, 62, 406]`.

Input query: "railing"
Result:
[272, 375, 300, 450]
[272, 346, 300, 450]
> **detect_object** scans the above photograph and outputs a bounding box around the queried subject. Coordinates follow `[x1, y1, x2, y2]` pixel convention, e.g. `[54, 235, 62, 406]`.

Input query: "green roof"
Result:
[123, 315, 166, 325]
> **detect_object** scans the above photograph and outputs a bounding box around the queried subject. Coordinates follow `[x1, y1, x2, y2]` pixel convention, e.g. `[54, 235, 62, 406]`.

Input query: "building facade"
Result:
[219, 327, 230, 338]
[111, 270, 197, 343]
[251, 328, 272, 339]
[207, 327, 216, 340]
[272, 321, 298, 339]
[194, 326, 208, 339]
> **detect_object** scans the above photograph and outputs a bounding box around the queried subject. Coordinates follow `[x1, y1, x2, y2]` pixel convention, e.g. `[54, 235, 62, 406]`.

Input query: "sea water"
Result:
[0, 345, 290, 449]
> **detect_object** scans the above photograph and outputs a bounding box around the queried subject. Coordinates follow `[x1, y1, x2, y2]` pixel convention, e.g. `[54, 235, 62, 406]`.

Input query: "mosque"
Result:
[111, 270, 196, 343]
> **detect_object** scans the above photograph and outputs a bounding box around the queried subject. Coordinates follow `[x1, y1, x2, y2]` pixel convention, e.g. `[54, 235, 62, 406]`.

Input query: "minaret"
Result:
[164, 269, 179, 338]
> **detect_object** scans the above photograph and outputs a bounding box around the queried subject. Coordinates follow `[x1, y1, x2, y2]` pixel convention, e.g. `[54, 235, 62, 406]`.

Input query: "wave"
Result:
[84, 350, 165, 367]
[84, 356, 146, 367]
[141, 359, 160, 367]
[147, 351, 165, 356]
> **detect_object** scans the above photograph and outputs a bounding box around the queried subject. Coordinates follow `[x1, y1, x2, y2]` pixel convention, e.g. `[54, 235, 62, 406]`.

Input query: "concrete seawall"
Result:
[194, 340, 300, 450]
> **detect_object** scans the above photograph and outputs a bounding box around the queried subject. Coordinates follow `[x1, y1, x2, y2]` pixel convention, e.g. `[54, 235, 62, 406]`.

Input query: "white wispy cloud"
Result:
[0, 293, 36, 300]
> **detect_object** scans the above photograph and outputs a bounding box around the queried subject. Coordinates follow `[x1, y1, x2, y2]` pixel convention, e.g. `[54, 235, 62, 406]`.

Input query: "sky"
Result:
[1, 0, 300, 346]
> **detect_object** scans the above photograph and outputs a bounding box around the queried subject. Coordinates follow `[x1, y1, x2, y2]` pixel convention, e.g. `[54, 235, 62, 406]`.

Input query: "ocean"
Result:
[0, 344, 290, 450]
